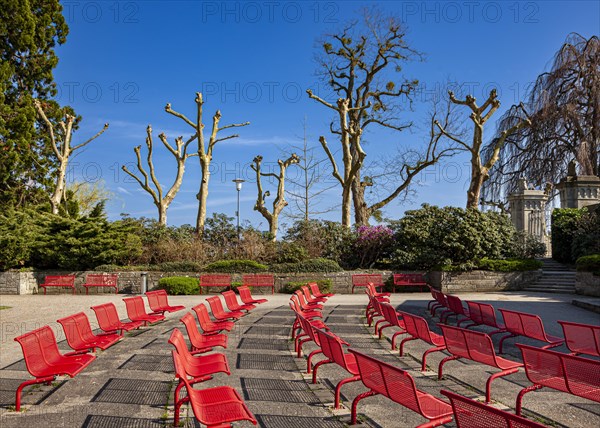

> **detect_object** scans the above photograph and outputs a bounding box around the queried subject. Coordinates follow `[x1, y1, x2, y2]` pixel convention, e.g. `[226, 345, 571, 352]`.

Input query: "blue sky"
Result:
[53, 1, 600, 229]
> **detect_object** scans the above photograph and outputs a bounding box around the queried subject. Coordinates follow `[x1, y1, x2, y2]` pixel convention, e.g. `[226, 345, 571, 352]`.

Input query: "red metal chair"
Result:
[238, 285, 268, 304]
[145, 289, 185, 315]
[516, 343, 600, 415]
[296, 314, 325, 371]
[192, 303, 234, 335]
[309, 281, 334, 298]
[301, 285, 327, 304]
[122, 296, 165, 326]
[206, 296, 244, 320]
[294, 289, 323, 310]
[168, 328, 230, 382]
[498, 308, 564, 353]
[464, 301, 507, 336]
[91, 302, 143, 336]
[289, 299, 326, 342]
[222, 290, 255, 313]
[429, 288, 449, 317]
[14, 325, 96, 411]
[441, 389, 548, 428]
[557, 320, 600, 357]
[348, 348, 454, 427]
[180, 312, 228, 354]
[440, 294, 471, 325]
[365, 283, 389, 326]
[170, 350, 257, 427]
[378, 302, 407, 347]
[438, 324, 523, 403]
[397, 310, 447, 371]
[57, 312, 122, 354]
[314, 328, 361, 409]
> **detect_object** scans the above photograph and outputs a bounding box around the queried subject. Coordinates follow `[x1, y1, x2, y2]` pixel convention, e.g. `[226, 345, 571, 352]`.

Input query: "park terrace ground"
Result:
[0, 291, 598, 427]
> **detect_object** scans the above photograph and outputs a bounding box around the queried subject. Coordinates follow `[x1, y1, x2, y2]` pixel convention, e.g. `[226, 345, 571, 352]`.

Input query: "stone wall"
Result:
[575, 271, 600, 297]
[428, 270, 541, 293]
[0, 269, 540, 295]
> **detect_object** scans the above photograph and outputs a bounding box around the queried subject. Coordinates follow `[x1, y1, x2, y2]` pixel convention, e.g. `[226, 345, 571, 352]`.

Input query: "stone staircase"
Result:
[522, 258, 576, 294]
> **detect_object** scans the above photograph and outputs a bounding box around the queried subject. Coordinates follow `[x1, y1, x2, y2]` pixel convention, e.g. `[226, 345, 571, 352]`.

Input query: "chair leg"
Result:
[485, 368, 519, 403]
[391, 331, 404, 350]
[351, 390, 378, 425]
[15, 376, 54, 411]
[498, 333, 517, 354]
[516, 384, 543, 415]
[437, 355, 461, 379]
[311, 359, 332, 384]
[335, 375, 361, 409]
[307, 349, 322, 374]
[399, 336, 417, 356]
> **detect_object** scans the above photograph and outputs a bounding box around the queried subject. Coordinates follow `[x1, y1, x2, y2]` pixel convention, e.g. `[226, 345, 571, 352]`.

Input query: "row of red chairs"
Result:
[166, 285, 268, 426]
[366, 284, 599, 423]
[289, 283, 552, 427]
[12, 289, 185, 411]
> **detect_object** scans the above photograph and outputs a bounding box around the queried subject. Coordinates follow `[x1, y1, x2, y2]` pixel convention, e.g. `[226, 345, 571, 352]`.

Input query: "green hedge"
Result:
[476, 258, 543, 272]
[157, 276, 199, 295]
[551, 208, 584, 263]
[280, 279, 332, 294]
[576, 254, 600, 274]
[202, 260, 268, 273]
[270, 258, 343, 273]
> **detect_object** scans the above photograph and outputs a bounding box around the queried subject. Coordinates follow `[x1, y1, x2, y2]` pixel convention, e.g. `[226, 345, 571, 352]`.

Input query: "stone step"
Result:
[523, 287, 576, 293]
[534, 279, 576, 284]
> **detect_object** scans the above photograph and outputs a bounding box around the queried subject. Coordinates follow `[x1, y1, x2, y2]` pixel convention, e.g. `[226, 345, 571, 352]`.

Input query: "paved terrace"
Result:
[0, 291, 598, 427]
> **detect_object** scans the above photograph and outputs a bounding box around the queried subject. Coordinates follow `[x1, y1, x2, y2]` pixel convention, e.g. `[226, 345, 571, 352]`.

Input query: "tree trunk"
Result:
[196, 159, 210, 233]
[466, 166, 486, 209]
[157, 203, 167, 225]
[269, 214, 278, 240]
[341, 185, 352, 228]
[352, 173, 370, 226]
[50, 165, 67, 215]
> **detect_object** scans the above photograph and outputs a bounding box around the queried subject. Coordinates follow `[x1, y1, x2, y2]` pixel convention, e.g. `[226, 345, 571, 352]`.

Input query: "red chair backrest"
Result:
[207, 296, 227, 315]
[398, 311, 437, 344]
[15, 326, 62, 377]
[180, 312, 204, 346]
[558, 320, 600, 357]
[192, 303, 216, 329]
[380, 303, 402, 328]
[439, 324, 498, 367]
[499, 309, 550, 342]
[466, 301, 502, 328]
[123, 296, 147, 318]
[168, 328, 196, 366]
[349, 348, 423, 415]
[222, 290, 241, 308]
[57, 312, 93, 350]
[441, 389, 548, 428]
[298, 315, 320, 345]
[315, 329, 352, 372]
[446, 295, 467, 316]
[91, 303, 119, 331]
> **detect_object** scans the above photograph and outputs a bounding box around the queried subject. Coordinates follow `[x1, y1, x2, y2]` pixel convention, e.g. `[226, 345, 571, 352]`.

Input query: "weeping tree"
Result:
[308, 8, 427, 227]
[122, 125, 196, 225]
[435, 89, 531, 209]
[483, 33, 599, 203]
[251, 153, 299, 240]
[34, 99, 109, 215]
[165, 92, 249, 233]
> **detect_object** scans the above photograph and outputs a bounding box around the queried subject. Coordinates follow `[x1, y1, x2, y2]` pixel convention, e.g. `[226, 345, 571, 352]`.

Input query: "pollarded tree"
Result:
[309, 8, 453, 227]
[251, 154, 299, 240]
[483, 33, 599, 202]
[165, 92, 249, 234]
[435, 89, 531, 209]
[34, 99, 109, 215]
[122, 125, 196, 226]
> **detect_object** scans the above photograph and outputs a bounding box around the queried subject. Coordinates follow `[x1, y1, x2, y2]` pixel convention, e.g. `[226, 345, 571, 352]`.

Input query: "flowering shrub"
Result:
[353, 225, 395, 268]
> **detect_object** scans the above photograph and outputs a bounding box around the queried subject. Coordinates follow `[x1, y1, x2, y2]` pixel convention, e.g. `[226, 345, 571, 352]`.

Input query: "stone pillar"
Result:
[556, 173, 600, 209]
[508, 178, 550, 253]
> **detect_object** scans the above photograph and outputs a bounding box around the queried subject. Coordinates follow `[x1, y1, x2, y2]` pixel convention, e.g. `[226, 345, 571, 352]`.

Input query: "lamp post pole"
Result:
[232, 179, 245, 241]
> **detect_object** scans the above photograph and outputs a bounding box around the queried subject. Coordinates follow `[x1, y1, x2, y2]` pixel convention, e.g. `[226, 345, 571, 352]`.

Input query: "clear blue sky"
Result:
[53, 1, 600, 229]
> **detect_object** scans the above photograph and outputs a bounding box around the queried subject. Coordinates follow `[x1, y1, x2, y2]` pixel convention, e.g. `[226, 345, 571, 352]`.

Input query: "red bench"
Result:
[238, 285, 268, 305]
[378, 302, 406, 348]
[198, 274, 231, 294]
[170, 349, 257, 427]
[393, 273, 427, 292]
[289, 297, 326, 343]
[295, 313, 325, 366]
[464, 301, 507, 336]
[242, 274, 274, 294]
[91, 302, 143, 336]
[314, 328, 361, 409]
[348, 348, 454, 426]
[429, 288, 449, 317]
[365, 283, 389, 326]
[122, 296, 165, 326]
[438, 324, 523, 403]
[351, 273, 385, 293]
[440, 294, 472, 325]
[397, 310, 447, 371]
[145, 289, 185, 315]
[441, 389, 548, 428]
[39, 274, 76, 295]
[557, 320, 600, 357]
[192, 303, 234, 335]
[14, 325, 96, 411]
[516, 343, 600, 415]
[82, 273, 118, 294]
[497, 308, 564, 353]
[57, 312, 122, 354]
[207, 296, 244, 320]
[222, 290, 255, 313]
[179, 312, 228, 354]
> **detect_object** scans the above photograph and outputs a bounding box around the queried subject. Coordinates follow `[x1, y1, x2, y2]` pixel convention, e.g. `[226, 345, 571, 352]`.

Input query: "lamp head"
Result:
[232, 178, 245, 191]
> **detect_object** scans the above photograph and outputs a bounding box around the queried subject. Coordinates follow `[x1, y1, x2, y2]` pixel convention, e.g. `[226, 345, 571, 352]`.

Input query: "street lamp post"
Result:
[232, 179, 245, 241]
